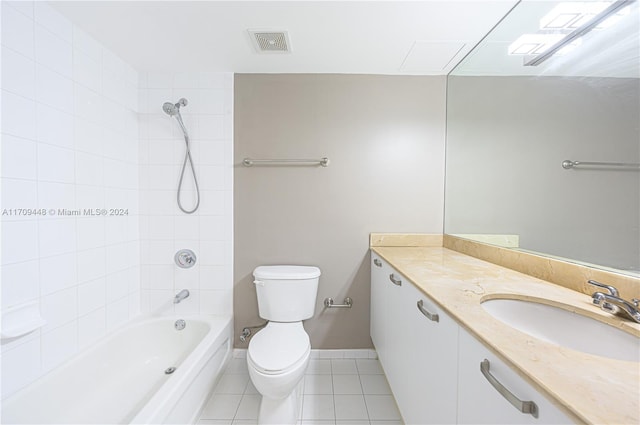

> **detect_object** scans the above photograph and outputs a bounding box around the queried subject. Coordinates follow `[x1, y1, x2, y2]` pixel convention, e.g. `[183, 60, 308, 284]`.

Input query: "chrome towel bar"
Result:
[562, 160, 640, 170]
[324, 297, 353, 308]
[243, 157, 329, 167]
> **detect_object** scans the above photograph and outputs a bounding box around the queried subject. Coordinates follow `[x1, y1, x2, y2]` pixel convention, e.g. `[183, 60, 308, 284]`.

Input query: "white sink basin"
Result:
[481, 298, 640, 362]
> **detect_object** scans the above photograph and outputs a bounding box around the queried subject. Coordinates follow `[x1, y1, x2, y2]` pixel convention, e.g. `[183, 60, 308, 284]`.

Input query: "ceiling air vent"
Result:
[248, 30, 291, 53]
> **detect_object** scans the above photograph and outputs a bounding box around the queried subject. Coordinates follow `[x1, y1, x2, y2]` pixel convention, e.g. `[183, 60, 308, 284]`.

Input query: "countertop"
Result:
[372, 246, 640, 425]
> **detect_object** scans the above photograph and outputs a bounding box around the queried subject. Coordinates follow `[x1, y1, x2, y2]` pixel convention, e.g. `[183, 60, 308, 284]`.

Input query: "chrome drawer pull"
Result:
[480, 359, 539, 418]
[416, 300, 439, 322]
[389, 274, 402, 286]
[373, 258, 382, 267]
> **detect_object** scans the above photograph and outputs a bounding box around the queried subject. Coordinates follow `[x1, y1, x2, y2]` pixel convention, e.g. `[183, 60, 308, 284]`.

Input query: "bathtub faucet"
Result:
[174, 289, 190, 304]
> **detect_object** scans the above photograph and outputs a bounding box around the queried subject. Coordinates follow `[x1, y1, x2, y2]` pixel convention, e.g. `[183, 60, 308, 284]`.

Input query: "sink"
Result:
[481, 298, 640, 362]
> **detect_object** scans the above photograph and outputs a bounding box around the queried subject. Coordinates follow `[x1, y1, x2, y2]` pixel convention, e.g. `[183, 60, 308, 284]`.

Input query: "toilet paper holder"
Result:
[324, 297, 353, 308]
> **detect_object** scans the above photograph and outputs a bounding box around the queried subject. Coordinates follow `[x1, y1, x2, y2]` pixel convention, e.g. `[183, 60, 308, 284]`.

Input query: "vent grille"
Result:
[249, 30, 291, 53]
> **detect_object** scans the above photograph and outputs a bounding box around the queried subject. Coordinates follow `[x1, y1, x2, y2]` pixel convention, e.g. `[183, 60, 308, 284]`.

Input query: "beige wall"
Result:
[234, 74, 446, 348]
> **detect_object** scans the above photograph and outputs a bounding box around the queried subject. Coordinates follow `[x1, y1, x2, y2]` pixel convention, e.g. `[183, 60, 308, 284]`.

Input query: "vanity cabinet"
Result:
[457, 328, 572, 424]
[370, 254, 574, 425]
[371, 254, 458, 425]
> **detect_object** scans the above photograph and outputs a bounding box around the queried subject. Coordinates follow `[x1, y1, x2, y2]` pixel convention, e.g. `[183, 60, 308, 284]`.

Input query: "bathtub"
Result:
[2, 314, 232, 424]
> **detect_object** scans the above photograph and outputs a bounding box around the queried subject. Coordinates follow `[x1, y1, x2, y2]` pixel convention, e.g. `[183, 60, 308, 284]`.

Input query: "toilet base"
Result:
[257, 379, 303, 425]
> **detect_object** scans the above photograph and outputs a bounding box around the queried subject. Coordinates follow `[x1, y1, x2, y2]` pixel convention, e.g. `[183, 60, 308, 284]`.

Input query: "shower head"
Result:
[162, 98, 188, 116]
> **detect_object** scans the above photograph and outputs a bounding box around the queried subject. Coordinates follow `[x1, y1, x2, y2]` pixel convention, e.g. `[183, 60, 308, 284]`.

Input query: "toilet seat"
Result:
[248, 323, 310, 375]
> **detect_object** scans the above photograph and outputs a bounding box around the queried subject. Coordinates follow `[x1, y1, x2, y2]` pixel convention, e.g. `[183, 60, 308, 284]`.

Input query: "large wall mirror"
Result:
[445, 0, 639, 276]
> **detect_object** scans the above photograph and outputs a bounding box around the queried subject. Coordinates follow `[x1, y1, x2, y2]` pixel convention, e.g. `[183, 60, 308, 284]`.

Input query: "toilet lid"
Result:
[248, 323, 310, 373]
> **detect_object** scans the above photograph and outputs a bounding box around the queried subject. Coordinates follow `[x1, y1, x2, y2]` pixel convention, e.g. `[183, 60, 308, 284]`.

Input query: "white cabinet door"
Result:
[382, 265, 409, 395]
[457, 328, 573, 425]
[400, 282, 459, 425]
[370, 253, 389, 363]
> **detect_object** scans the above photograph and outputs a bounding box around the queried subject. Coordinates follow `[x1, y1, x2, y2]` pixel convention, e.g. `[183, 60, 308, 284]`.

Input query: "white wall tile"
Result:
[106, 270, 130, 303]
[1, 178, 38, 213]
[34, 2, 72, 43]
[73, 49, 102, 93]
[76, 217, 106, 251]
[199, 115, 225, 140]
[78, 307, 106, 349]
[77, 247, 106, 284]
[37, 144, 75, 183]
[40, 252, 77, 295]
[1, 260, 40, 308]
[5, 1, 34, 19]
[77, 277, 106, 316]
[174, 289, 199, 315]
[38, 218, 77, 257]
[75, 152, 104, 186]
[72, 26, 101, 62]
[1, 3, 34, 58]
[41, 287, 78, 332]
[74, 119, 104, 155]
[2, 90, 37, 140]
[200, 289, 232, 315]
[35, 64, 73, 114]
[74, 83, 103, 123]
[106, 296, 129, 331]
[1, 220, 39, 265]
[35, 25, 73, 78]
[2, 46, 35, 99]
[1, 135, 37, 180]
[37, 181, 76, 212]
[143, 264, 174, 290]
[147, 72, 173, 89]
[200, 89, 225, 114]
[42, 321, 78, 372]
[1, 337, 42, 396]
[36, 103, 74, 149]
[0, 14, 141, 401]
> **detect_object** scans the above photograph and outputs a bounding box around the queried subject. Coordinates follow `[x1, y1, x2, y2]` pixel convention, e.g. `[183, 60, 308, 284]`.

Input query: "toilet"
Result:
[247, 265, 321, 425]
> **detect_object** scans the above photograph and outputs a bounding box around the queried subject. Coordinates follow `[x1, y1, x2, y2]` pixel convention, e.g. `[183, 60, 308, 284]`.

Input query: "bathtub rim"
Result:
[2, 313, 233, 424]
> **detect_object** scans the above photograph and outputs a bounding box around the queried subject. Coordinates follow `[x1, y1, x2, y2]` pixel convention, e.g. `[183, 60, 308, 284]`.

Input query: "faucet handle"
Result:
[587, 280, 619, 297]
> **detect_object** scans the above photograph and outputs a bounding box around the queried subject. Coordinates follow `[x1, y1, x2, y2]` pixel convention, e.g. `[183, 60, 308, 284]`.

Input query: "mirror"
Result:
[444, 0, 640, 275]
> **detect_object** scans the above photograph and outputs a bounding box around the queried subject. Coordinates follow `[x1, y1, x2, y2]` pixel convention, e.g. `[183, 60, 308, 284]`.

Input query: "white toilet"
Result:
[247, 265, 321, 425]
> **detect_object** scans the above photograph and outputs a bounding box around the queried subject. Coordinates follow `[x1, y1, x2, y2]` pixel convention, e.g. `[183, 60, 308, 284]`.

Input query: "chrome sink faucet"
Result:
[174, 289, 190, 304]
[589, 280, 640, 323]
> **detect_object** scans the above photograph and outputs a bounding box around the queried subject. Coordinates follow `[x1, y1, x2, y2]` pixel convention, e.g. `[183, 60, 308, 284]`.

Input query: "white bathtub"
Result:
[2, 314, 232, 424]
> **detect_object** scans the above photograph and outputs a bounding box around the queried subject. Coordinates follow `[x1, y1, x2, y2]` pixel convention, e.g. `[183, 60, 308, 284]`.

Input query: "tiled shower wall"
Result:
[1, 2, 140, 398]
[138, 72, 233, 316]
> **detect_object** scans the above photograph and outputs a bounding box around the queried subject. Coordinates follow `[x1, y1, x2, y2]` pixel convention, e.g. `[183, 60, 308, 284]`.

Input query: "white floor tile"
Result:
[225, 358, 249, 374]
[200, 394, 242, 420]
[244, 379, 259, 395]
[304, 374, 333, 394]
[331, 359, 358, 374]
[364, 395, 401, 421]
[198, 420, 233, 425]
[302, 394, 335, 420]
[359, 374, 391, 395]
[336, 421, 370, 425]
[306, 359, 332, 375]
[215, 374, 250, 394]
[300, 421, 336, 425]
[334, 395, 369, 420]
[369, 421, 402, 425]
[232, 420, 258, 425]
[356, 359, 384, 375]
[234, 395, 261, 420]
[332, 374, 363, 395]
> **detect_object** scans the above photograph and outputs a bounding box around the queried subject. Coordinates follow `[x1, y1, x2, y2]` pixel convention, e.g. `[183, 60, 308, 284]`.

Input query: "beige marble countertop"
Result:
[372, 246, 640, 425]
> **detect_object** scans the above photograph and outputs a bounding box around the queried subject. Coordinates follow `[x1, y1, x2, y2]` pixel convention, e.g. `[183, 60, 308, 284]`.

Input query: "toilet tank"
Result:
[253, 265, 321, 322]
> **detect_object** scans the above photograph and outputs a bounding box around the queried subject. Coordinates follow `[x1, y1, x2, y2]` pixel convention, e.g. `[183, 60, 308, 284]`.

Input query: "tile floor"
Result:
[198, 357, 403, 425]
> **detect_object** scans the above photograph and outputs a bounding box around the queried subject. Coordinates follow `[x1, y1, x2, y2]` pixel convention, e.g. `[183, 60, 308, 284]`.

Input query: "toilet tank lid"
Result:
[253, 265, 321, 280]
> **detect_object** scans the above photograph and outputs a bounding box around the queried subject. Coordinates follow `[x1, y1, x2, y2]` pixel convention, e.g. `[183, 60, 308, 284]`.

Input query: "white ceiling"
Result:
[51, 0, 519, 75]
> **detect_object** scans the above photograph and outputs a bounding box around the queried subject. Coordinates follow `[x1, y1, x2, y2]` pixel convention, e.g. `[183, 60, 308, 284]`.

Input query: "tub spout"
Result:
[174, 289, 190, 304]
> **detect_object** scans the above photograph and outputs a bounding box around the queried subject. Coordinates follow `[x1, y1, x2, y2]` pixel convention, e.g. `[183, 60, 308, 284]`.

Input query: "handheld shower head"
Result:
[163, 98, 188, 116]
[163, 102, 178, 116]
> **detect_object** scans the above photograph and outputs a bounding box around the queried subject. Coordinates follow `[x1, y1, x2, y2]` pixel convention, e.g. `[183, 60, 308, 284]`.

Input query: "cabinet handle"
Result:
[373, 258, 382, 267]
[480, 359, 539, 418]
[389, 274, 402, 286]
[416, 300, 439, 322]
